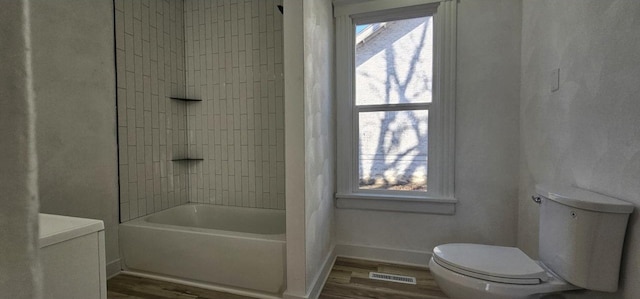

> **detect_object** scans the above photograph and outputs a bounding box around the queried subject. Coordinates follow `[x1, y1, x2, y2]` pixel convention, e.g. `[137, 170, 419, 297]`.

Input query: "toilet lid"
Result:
[433, 244, 548, 284]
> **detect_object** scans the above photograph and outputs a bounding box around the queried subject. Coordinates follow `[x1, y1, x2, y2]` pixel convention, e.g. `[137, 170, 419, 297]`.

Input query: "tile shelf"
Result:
[170, 96, 202, 161]
[169, 97, 202, 102]
[171, 158, 204, 161]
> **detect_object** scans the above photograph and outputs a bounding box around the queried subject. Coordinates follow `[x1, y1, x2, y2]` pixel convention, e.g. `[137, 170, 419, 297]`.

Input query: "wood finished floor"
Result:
[107, 274, 255, 299]
[107, 257, 448, 299]
[319, 257, 448, 299]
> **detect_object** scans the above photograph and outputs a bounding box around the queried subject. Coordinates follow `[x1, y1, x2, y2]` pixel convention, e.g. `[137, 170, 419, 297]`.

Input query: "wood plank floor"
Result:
[107, 257, 448, 299]
[319, 257, 448, 299]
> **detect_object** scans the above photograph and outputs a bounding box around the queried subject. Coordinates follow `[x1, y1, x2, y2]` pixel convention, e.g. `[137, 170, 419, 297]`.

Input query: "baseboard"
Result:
[335, 244, 432, 267]
[306, 245, 336, 299]
[283, 245, 337, 299]
[106, 258, 121, 279]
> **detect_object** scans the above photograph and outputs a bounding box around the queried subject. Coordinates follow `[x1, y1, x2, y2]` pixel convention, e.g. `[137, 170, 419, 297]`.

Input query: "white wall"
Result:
[519, 1, 640, 298]
[303, 0, 336, 292]
[284, 0, 307, 295]
[31, 0, 120, 272]
[284, 0, 336, 297]
[336, 0, 522, 258]
[0, 1, 41, 298]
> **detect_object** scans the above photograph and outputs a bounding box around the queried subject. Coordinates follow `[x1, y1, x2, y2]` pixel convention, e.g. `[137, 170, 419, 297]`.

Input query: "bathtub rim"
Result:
[120, 204, 286, 242]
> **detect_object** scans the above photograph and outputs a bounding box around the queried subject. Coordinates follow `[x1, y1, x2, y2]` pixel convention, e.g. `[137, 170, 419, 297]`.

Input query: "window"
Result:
[335, 0, 457, 214]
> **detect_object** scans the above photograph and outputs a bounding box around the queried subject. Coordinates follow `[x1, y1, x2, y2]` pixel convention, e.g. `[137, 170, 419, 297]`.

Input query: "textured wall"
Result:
[336, 0, 522, 255]
[184, 0, 285, 209]
[31, 0, 120, 270]
[115, 0, 188, 221]
[0, 1, 41, 297]
[303, 0, 335, 290]
[519, 1, 640, 298]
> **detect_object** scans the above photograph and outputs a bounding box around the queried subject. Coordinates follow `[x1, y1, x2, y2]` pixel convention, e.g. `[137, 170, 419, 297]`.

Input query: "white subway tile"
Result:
[118, 0, 284, 215]
[128, 147, 138, 178]
[119, 167, 129, 203]
[138, 197, 147, 216]
[128, 182, 138, 203]
[120, 202, 130, 222]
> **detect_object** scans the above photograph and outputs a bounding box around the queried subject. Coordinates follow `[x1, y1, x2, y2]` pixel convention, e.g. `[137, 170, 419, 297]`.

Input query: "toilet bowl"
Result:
[428, 244, 579, 299]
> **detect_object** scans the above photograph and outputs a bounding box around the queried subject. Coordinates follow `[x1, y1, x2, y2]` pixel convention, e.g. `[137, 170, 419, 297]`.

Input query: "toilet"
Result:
[429, 184, 634, 299]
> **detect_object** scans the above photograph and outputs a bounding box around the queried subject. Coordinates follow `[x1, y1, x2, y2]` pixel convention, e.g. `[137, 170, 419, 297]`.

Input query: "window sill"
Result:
[335, 193, 457, 215]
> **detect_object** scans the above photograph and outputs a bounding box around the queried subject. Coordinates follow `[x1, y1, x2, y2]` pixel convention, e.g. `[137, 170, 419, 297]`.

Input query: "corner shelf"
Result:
[170, 97, 202, 102]
[170, 96, 202, 161]
[171, 158, 204, 161]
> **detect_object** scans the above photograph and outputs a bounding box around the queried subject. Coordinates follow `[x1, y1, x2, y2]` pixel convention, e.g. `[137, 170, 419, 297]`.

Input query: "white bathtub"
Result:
[119, 204, 286, 295]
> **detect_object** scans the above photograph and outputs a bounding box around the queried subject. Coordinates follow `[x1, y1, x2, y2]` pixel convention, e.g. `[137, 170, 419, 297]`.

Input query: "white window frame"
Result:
[334, 0, 457, 214]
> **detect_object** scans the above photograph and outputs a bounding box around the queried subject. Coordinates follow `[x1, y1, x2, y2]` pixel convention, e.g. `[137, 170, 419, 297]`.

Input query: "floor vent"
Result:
[369, 272, 417, 285]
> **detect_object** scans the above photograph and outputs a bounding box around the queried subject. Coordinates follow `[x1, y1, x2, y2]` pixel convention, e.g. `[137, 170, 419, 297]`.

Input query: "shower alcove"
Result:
[114, 0, 285, 296]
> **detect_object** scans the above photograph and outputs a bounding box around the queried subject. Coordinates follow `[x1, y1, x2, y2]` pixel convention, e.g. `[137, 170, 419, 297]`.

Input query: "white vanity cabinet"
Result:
[39, 214, 106, 299]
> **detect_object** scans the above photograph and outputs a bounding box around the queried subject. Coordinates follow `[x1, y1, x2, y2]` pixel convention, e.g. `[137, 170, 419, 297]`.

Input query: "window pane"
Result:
[355, 17, 433, 106]
[358, 110, 428, 191]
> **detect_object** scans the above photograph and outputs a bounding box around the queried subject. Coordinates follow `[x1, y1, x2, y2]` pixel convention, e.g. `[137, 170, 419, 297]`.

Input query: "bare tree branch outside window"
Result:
[355, 16, 432, 191]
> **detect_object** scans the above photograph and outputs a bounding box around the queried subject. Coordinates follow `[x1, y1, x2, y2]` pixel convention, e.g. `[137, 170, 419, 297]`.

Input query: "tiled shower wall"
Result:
[116, 0, 285, 221]
[184, 0, 285, 209]
[115, 0, 188, 221]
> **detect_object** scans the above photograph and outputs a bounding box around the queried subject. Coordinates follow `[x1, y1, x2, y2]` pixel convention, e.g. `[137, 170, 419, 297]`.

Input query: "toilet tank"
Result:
[537, 184, 633, 292]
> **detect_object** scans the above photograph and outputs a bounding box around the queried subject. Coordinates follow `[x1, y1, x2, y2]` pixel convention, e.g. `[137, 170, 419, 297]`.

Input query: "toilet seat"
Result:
[433, 244, 548, 285]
